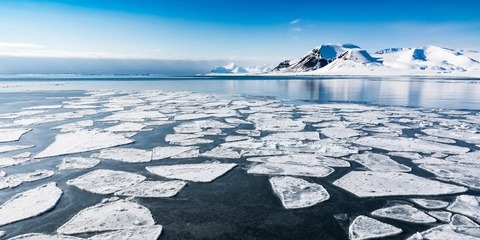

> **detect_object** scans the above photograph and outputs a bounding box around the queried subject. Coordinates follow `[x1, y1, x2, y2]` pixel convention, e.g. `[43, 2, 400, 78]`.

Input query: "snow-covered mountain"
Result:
[272, 44, 382, 73]
[210, 63, 272, 74]
[210, 63, 247, 74]
[269, 43, 480, 76]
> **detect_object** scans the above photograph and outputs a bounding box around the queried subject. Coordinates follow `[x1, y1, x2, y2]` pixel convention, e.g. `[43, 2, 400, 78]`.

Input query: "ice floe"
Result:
[320, 127, 362, 139]
[91, 148, 152, 163]
[354, 135, 469, 155]
[0, 145, 35, 154]
[151, 146, 196, 160]
[269, 176, 329, 209]
[89, 225, 163, 240]
[0, 183, 62, 226]
[446, 195, 480, 223]
[0, 170, 54, 190]
[262, 132, 320, 141]
[35, 130, 134, 159]
[409, 198, 450, 210]
[0, 128, 32, 143]
[349, 152, 411, 172]
[201, 147, 241, 159]
[57, 199, 155, 235]
[57, 157, 101, 170]
[349, 215, 402, 240]
[247, 154, 350, 167]
[146, 162, 237, 182]
[423, 128, 480, 144]
[428, 211, 452, 222]
[333, 171, 467, 197]
[8, 233, 83, 240]
[387, 151, 423, 160]
[247, 163, 334, 177]
[0, 155, 31, 168]
[51, 120, 93, 133]
[419, 163, 480, 190]
[105, 122, 146, 132]
[114, 180, 186, 198]
[371, 204, 437, 224]
[67, 169, 146, 194]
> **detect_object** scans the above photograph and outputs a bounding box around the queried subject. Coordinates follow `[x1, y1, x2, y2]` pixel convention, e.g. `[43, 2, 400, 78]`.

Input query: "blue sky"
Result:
[0, 0, 479, 73]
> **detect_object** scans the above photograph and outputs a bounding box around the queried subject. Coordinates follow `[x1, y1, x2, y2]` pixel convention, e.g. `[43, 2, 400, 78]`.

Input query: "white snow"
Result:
[371, 204, 437, 224]
[247, 163, 334, 177]
[428, 211, 452, 222]
[0, 156, 31, 168]
[57, 157, 101, 170]
[320, 127, 361, 139]
[333, 171, 467, 197]
[51, 120, 93, 133]
[269, 176, 329, 209]
[201, 147, 241, 159]
[0, 128, 31, 143]
[0, 183, 62, 226]
[67, 169, 146, 194]
[422, 128, 480, 144]
[91, 148, 152, 163]
[89, 225, 163, 240]
[0, 170, 55, 189]
[247, 154, 350, 167]
[419, 163, 480, 190]
[57, 199, 155, 235]
[8, 233, 83, 240]
[146, 162, 237, 182]
[349, 215, 402, 240]
[349, 152, 411, 172]
[114, 180, 186, 198]
[210, 63, 248, 74]
[262, 132, 320, 141]
[105, 122, 146, 132]
[35, 130, 134, 159]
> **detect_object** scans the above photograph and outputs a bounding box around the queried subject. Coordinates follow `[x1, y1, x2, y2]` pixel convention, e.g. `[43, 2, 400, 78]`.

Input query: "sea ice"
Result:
[409, 198, 450, 210]
[333, 171, 467, 197]
[0, 170, 55, 190]
[57, 199, 155, 235]
[0, 145, 35, 154]
[67, 169, 146, 194]
[146, 162, 237, 182]
[419, 163, 480, 190]
[247, 163, 334, 177]
[445, 151, 480, 165]
[247, 154, 350, 167]
[446, 195, 480, 223]
[349, 215, 402, 240]
[151, 146, 196, 160]
[428, 211, 452, 222]
[51, 120, 94, 133]
[89, 225, 163, 240]
[105, 122, 146, 132]
[201, 147, 241, 159]
[349, 152, 411, 172]
[371, 204, 437, 224]
[8, 233, 83, 240]
[254, 118, 305, 132]
[262, 132, 320, 141]
[407, 224, 480, 240]
[224, 118, 252, 125]
[320, 127, 362, 139]
[225, 135, 251, 142]
[0, 156, 31, 168]
[170, 148, 199, 159]
[387, 152, 423, 160]
[422, 128, 480, 144]
[354, 135, 469, 155]
[0, 128, 32, 143]
[91, 148, 152, 163]
[269, 176, 329, 209]
[57, 157, 101, 170]
[35, 130, 134, 159]
[114, 180, 186, 198]
[173, 113, 210, 121]
[0, 183, 62, 226]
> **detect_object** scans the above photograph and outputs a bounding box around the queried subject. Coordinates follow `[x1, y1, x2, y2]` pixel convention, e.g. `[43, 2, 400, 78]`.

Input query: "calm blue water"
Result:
[2, 76, 480, 110]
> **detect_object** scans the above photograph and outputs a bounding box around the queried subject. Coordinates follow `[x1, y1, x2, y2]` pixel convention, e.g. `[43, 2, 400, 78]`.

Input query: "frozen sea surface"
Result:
[0, 78, 479, 239]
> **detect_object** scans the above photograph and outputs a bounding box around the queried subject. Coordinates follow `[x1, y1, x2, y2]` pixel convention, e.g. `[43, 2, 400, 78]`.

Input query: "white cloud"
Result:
[289, 19, 302, 25]
[0, 42, 45, 49]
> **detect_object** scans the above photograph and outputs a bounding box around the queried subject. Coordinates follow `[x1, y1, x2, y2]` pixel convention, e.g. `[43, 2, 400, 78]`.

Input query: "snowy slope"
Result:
[375, 46, 480, 72]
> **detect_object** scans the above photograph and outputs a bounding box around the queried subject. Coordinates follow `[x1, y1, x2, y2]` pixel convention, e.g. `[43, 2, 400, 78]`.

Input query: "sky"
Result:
[0, 0, 479, 74]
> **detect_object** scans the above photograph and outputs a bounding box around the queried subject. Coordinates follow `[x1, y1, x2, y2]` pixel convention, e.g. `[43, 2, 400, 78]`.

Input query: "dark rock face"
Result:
[271, 48, 334, 72]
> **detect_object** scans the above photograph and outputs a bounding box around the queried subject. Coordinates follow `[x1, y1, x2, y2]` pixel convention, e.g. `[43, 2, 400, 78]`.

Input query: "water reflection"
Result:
[2, 77, 480, 110]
